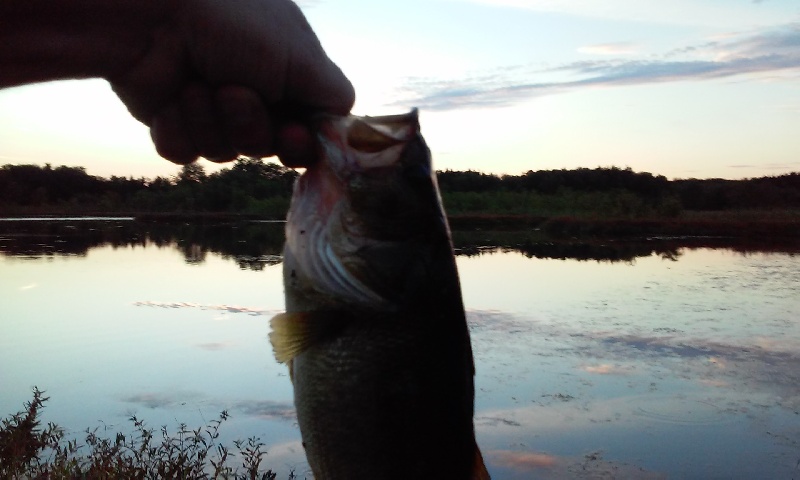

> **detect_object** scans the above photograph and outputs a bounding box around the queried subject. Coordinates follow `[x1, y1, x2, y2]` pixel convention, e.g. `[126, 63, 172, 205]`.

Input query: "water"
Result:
[1, 219, 799, 479]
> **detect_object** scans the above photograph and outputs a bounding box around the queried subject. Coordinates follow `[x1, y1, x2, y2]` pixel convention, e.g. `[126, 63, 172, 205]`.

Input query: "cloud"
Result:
[592, 332, 800, 409]
[133, 301, 275, 316]
[122, 392, 191, 409]
[120, 393, 296, 422]
[578, 42, 641, 55]
[581, 363, 633, 375]
[476, 415, 522, 427]
[448, 0, 788, 28]
[468, 307, 800, 414]
[395, 23, 800, 111]
[195, 341, 236, 351]
[729, 162, 800, 170]
[235, 400, 297, 421]
[487, 449, 667, 479]
[490, 450, 558, 469]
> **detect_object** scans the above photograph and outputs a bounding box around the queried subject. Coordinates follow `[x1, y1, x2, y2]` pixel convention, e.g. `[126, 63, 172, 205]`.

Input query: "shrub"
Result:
[0, 388, 295, 479]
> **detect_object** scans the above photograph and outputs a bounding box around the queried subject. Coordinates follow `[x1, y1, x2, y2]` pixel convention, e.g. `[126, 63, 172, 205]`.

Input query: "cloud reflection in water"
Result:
[466, 294, 800, 478]
[2, 223, 798, 479]
[488, 449, 667, 480]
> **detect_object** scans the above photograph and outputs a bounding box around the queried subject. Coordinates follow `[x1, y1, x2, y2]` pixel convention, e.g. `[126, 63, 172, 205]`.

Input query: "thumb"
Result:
[282, 38, 355, 115]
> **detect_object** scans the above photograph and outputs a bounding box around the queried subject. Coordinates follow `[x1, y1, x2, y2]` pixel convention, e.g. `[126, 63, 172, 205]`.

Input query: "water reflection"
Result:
[455, 241, 683, 263]
[488, 449, 667, 480]
[1, 220, 799, 479]
[452, 229, 800, 262]
[0, 219, 285, 270]
[2, 219, 798, 266]
[466, 276, 800, 479]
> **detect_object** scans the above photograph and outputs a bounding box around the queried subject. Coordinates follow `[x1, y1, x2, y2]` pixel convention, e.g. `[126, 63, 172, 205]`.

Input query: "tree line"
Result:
[0, 157, 298, 217]
[1, 159, 799, 218]
[437, 168, 800, 215]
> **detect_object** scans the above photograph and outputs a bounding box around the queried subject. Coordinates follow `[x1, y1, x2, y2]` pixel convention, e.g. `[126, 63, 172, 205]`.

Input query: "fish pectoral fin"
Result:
[269, 311, 346, 363]
[473, 445, 491, 480]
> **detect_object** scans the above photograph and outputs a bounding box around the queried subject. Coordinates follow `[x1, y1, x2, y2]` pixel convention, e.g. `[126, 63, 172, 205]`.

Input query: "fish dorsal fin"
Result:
[472, 445, 491, 480]
[269, 311, 346, 364]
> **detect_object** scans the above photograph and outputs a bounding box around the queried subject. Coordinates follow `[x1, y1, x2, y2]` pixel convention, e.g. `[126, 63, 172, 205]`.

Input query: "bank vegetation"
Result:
[2, 159, 798, 237]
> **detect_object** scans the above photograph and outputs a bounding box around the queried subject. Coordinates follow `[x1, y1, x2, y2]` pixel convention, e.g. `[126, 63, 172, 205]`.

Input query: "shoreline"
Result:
[1, 211, 799, 240]
[447, 213, 800, 239]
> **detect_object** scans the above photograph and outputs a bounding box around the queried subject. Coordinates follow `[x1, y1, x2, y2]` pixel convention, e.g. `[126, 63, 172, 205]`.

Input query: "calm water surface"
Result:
[1, 220, 799, 479]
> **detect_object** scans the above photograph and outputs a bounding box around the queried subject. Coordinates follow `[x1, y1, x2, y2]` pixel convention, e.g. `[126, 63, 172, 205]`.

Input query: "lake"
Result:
[1, 219, 799, 479]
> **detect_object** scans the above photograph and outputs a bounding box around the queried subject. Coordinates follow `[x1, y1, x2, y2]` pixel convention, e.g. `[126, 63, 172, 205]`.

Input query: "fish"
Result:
[270, 109, 490, 480]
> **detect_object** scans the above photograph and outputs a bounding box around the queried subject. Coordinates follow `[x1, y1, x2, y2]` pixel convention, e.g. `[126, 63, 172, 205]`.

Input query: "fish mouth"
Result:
[317, 109, 420, 171]
[285, 110, 425, 310]
[291, 111, 423, 218]
[346, 109, 420, 152]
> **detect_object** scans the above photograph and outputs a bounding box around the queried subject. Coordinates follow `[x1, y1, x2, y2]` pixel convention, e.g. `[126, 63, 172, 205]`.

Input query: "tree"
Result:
[176, 163, 207, 185]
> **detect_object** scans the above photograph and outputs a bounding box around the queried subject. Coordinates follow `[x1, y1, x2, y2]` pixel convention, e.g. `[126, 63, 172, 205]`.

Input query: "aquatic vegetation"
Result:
[0, 388, 294, 479]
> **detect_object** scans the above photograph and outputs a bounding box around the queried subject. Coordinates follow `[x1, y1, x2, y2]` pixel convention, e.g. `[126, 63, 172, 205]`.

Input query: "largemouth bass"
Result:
[270, 109, 489, 480]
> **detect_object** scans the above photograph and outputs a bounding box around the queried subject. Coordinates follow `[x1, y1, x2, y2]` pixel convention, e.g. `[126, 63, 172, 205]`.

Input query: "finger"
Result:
[150, 103, 198, 164]
[286, 50, 355, 115]
[275, 120, 317, 168]
[276, 2, 355, 114]
[181, 83, 237, 162]
[216, 85, 275, 159]
[108, 27, 187, 125]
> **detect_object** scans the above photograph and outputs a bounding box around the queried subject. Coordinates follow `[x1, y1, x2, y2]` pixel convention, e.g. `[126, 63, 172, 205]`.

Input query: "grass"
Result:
[0, 388, 297, 479]
[441, 189, 682, 219]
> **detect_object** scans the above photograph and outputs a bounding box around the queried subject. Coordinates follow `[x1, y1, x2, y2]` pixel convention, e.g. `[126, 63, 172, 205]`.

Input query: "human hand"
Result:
[109, 0, 354, 167]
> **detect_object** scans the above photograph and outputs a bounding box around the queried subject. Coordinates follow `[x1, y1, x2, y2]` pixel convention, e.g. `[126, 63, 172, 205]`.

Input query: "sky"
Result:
[1, 0, 799, 180]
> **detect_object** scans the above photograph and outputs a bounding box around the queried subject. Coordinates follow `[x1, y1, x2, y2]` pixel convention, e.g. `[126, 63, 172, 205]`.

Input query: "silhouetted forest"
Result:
[437, 168, 800, 217]
[1, 160, 799, 218]
[0, 158, 297, 217]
